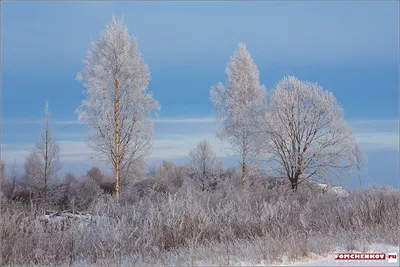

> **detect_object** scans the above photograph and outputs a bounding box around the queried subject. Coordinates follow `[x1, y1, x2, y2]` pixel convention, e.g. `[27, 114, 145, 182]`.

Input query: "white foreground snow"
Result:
[283, 243, 398, 266]
[225, 243, 399, 266]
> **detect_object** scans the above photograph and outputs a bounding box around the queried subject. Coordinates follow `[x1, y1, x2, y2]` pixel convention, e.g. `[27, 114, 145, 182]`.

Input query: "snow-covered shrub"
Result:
[1, 182, 399, 266]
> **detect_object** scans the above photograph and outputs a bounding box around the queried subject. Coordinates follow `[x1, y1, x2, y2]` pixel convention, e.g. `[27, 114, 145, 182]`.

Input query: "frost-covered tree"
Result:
[24, 151, 43, 199]
[186, 140, 221, 191]
[0, 161, 5, 198]
[86, 166, 104, 184]
[64, 171, 77, 184]
[256, 76, 356, 191]
[36, 101, 61, 203]
[210, 43, 265, 189]
[120, 158, 146, 185]
[76, 16, 160, 203]
[0, 161, 4, 180]
[352, 141, 368, 189]
[162, 163, 185, 190]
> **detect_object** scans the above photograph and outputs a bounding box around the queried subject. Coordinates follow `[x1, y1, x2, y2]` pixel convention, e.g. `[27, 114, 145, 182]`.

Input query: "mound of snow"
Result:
[317, 183, 350, 197]
[37, 210, 99, 229]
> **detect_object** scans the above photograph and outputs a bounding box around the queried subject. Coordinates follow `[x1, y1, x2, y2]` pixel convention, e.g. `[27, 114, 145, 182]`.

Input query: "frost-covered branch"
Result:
[210, 43, 266, 189]
[255, 76, 355, 191]
[185, 140, 222, 191]
[35, 101, 61, 203]
[76, 16, 160, 202]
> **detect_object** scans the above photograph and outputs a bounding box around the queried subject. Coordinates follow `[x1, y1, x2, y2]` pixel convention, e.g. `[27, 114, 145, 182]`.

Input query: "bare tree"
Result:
[86, 166, 116, 194]
[352, 141, 368, 189]
[1, 162, 28, 201]
[0, 161, 4, 181]
[86, 166, 105, 185]
[147, 161, 185, 191]
[186, 140, 222, 191]
[36, 101, 61, 203]
[120, 158, 146, 185]
[64, 171, 77, 184]
[0, 161, 5, 198]
[210, 43, 265, 189]
[76, 16, 160, 203]
[256, 76, 356, 191]
[23, 151, 43, 199]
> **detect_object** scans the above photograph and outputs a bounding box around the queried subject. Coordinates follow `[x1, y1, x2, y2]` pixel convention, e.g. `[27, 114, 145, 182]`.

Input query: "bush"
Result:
[1, 182, 399, 266]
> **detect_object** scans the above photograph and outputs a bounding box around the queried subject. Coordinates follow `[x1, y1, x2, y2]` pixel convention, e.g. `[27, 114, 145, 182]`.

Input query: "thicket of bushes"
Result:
[1, 162, 399, 266]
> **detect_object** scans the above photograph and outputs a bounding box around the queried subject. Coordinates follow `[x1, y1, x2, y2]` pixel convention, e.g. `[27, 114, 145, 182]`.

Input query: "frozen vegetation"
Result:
[1, 16, 398, 266]
[1, 166, 399, 266]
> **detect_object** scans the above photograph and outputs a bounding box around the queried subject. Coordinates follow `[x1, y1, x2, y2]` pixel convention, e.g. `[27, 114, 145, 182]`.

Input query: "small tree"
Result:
[210, 43, 265, 189]
[120, 158, 146, 185]
[64, 171, 77, 184]
[256, 76, 356, 191]
[36, 101, 61, 203]
[76, 16, 160, 203]
[352, 141, 368, 189]
[86, 166, 104, 185]
[154, 160, 185, 190]
[186, 140, 221, 191]
[24, 151, 43, 199]
[0, 161, 4, 181]
[0, 161, 5, 198]
[2, 163, 24, 200]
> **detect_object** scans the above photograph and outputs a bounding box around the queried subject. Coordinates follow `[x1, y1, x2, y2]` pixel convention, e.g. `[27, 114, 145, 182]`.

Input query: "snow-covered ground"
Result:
[71, 243, 398, 266]
[220, 243, 399, 266]
[283, 243, 398, 266]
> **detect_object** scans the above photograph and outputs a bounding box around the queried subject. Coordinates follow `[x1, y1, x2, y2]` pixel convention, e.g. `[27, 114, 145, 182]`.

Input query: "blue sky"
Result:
[1, 1, 399, 188]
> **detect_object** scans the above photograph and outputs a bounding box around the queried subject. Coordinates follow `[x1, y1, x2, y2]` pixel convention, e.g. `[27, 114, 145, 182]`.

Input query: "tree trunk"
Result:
[291, 180, 298, 192]
[44, 128, 48, 204]
[242, 128, 246, 190]
[44, 163, 47, 204]
[291, 170, 302, 192]
[114, 79, 121, 203]
[292, 181, 297, 192]
[202, 158, 206, 177]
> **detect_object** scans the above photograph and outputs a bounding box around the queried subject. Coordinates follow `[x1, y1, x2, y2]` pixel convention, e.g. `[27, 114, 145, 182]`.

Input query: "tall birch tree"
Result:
[352, 141, 368, 189]
[36, 101, 61, 203]
[210, 43, 265, 189]
[256, 76, 356, 191]
[76, 16, 160, 203]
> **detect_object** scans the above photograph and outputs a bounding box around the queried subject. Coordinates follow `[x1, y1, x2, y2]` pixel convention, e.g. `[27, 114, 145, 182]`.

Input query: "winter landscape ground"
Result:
[1, 1, 399, 266]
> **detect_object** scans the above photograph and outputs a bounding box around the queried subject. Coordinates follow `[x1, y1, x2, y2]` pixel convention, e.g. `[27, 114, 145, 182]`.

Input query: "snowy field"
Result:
[191, 244, 399, 266]
[286, 244, 399, 266]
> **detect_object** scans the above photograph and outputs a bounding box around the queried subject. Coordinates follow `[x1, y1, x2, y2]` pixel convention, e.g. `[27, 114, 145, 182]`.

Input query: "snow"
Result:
[317, 183, 351, 197]
[282, 243, 398, 266]
[37, 211, 99, 229]
[198, 243, 399, 266]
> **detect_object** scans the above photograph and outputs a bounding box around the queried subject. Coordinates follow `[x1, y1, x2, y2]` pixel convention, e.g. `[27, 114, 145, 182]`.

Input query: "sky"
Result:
[1, 1, 399, 189]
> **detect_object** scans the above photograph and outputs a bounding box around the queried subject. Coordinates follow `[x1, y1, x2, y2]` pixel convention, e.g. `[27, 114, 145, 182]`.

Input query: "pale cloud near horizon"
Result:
[349, 119, 399, 126]
[1, 118, 398, 167]
[349, 119, 399, 150]
[4, 117, 396, 126]
[153, 117, 215, 124]
[2, 119, 85, 125]
[2, 117, 217, 125]
[354, 132, 399, 151]
[1, 134, 230, 166]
